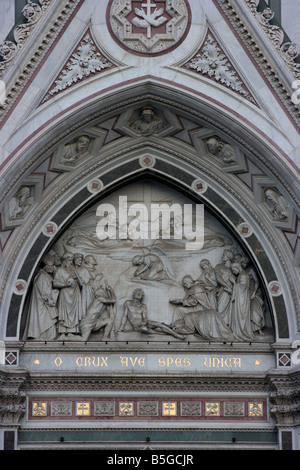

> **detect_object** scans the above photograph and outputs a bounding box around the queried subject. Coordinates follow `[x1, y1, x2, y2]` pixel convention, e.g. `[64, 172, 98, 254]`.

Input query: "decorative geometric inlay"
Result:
[42, 221, 58, 238]
[28, 397, 267, 420]
[268, 281, 282, 297]
[183, 32, 257, 104]
[119, 402, 134, 416]
[32, 402, 47, 417]
[42, 32, 114, 103]
[278, 352, 291, 367]
[162, 402, 177, 416]
[139, 154, 156, 168]
[76, 402, 90, 416]
[108, 0, 191, 56]
[192, 179, 207, 194]
[13, 280, 28, 296]
[87, 179, 104, 194]
[205, 402, 220, 416]
[237, 222, 253, 238]
[5, 351, 18, 366]
[248, 402, 263, 417]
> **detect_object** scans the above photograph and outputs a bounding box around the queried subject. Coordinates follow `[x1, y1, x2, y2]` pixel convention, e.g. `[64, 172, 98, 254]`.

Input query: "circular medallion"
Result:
[108, 0, 191, 56]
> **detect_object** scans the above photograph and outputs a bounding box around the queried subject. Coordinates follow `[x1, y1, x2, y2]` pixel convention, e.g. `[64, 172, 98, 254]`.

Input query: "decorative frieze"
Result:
[0, 0, 52, 79]
[28, 396, 267, 421]
[244, 0, 300, 80]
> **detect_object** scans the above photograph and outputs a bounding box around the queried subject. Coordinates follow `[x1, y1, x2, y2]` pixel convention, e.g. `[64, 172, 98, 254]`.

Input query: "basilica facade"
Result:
[0, 0, 299, 450]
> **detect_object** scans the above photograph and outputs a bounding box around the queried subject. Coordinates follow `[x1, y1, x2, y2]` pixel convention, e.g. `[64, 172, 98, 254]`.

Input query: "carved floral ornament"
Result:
[244, 0, 300, 79]
[0, 0, 51, 79]
[42, 33, 114, 103]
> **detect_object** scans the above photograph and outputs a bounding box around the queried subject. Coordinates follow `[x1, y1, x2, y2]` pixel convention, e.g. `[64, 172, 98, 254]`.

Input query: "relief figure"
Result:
[118, 288, 185, 339]
[129, 107, 168, 136]
[24, 255, 58, 341]
[264, 188, 289, 220]
[61, 135, 90, 165]
[169, 275, 213, 323]
[53, 252, 82, 336]
[9, 186, 34, 220]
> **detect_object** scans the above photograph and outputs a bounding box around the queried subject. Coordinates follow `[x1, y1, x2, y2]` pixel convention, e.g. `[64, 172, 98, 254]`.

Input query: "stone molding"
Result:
[0, 0, 52, 79]
[217, 0, 300, 126]
[244, 0, 300, 80]
[0, 0, 82, 119]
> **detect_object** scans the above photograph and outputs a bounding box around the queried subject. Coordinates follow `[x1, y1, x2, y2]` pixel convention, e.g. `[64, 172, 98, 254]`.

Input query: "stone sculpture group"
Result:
[24, 247, 265, 343]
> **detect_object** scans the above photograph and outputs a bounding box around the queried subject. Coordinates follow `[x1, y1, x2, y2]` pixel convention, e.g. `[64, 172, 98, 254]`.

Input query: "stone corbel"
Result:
[268, 369, 300, 427]
[0, 366, 29, 427]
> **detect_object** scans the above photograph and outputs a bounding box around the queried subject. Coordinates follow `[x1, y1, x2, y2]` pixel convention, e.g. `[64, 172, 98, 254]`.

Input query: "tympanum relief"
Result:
[23, 181, 273, 343]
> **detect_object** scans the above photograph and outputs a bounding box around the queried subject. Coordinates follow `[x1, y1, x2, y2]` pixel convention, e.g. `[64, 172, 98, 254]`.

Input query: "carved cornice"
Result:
[0, 0, 52, 79]
[216, 0, 300, 126]
[25, 373, 271, 393]
[243, 0, 300, 80]
[0, 0, 82, 120]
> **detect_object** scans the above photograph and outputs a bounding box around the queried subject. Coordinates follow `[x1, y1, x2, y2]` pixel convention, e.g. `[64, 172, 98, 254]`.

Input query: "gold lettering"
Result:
[92, 357, 100, 367]
[224, 357, 232, 368]
[54, 357, 62, 367]
[167, 357, 174, 367]
[184, 357, 191, 367]
[138, 357, 145, 367]
[213, 357, 220, 368]
[101, 357, 108, 367]
[158, 357, 165, 367]
[175, 358, 182, 367]
[158, 356, 191, 368]
[76, 357, 83, 367]
[204, 357, 211, 368]
[233, 357, 241, 368]
[120, 356, 128, 367]
[84, 357, 91, 367]
[129, 357, 138, 367]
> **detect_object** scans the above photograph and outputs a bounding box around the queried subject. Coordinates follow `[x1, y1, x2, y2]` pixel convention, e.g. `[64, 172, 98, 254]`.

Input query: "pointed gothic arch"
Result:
[1, 85, 296, 343]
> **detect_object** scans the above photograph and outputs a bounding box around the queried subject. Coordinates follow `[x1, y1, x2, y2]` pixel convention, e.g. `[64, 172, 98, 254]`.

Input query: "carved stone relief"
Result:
[264, 187, 289, 221]
[0, 0, 51, 79]
[8, 186, 34, 221]
[42, 32, 115, 103]
[50, 133, 100, 172]
[206, 136, 237, 165]
[108, 0, 191, 55]
[183, 33, 257, 104]
[23, 181, 274, 344]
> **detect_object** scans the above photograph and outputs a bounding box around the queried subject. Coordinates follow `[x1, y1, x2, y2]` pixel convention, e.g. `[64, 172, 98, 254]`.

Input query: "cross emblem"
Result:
[132, 0, 168, 38]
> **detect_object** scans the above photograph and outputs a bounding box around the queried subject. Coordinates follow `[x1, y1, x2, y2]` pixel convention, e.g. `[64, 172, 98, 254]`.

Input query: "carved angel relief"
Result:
[23, 181, 272, 344]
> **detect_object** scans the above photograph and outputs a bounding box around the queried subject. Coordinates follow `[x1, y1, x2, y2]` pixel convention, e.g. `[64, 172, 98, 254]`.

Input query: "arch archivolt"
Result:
[1, 90, 299, 342]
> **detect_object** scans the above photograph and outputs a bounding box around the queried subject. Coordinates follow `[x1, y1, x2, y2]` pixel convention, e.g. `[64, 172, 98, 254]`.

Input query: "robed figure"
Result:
[230, 264, 253, 341]
[25, 255, 58, 340]
[53, 253, 82, 335]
